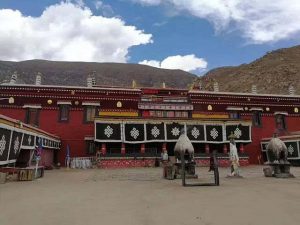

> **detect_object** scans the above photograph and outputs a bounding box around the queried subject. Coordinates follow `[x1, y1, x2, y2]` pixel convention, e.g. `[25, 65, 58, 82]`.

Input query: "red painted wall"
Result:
[41, 149, 54, 167]
[2, 107, 300, 165]
[39, 109, 94, 164]
[0, 107, 94, 165]
[0, 108, 25, 121]
[242, 114, 300, 164]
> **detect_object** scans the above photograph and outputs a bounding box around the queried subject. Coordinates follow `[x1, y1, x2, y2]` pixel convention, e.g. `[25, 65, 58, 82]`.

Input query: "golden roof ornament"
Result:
[132, 80, 137, 88]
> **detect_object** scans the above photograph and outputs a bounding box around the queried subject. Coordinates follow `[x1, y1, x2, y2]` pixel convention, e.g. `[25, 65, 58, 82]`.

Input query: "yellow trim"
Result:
[0, 119, 17, 127]
[192, 113, 229, 119]
[99, 111, 138, 117]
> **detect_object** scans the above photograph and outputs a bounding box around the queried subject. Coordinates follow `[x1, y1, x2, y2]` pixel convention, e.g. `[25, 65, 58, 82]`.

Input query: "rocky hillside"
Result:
[0, 60, 197, 88]
[195, 45, 300, 95]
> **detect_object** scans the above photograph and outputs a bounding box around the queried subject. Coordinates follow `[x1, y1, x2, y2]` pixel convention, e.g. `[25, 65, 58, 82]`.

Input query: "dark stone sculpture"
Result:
[264, 134, 294, 178]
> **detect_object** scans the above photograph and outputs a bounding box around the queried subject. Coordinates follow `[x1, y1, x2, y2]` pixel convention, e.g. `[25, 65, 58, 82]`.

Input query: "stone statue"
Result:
[264, 133, 294, 178]
[173, 131, 196, 184]
[266, 133, 288, 163]
[174, 132, 194, 163]
[227, 132, 242, 177]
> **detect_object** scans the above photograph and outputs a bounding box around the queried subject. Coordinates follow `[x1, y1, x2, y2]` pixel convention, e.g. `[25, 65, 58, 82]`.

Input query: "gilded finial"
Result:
[132, 80, 137, 88]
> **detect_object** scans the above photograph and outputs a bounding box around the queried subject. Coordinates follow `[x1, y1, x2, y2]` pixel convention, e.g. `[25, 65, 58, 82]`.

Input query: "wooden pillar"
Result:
[205, 144, 210, 154]
[239, 143, 244, 154]
[162, 142, 167, 153]
[223, 143, 228, 154]
[101, 143, 106, 156]
[141, 143, 145, 154]
[121, 143, 126, 155]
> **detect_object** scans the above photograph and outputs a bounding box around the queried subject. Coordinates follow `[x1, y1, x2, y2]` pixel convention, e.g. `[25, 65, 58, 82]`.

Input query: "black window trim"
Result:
[83, 105, 99, 123]
[252, 111, 263, 127]
[58, 104, 70, 123]
[25, 108, 40, 127]
[274, 113, 287, 131]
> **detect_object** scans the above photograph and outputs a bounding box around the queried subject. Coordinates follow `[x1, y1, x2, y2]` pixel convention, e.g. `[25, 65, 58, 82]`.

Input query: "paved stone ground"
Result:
[1, 166, 300, 225]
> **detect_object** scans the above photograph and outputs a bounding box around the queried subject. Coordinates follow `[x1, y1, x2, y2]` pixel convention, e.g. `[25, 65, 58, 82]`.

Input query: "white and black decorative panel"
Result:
[146, 123, 165, 141]
[226, 125, 250, 141]
[35, 136, 41, 146]
[8, 131, 23, 161]
[0, 128, 12, 164]
[285, 142, 299, 158]
[95, 123, 122, 141]
[206, 125, 223, 142]
[94, 121, 251, 144]
[124, 123, 145, 142]
[22, 134, 35, 148]
[52, 141, 60, 149]
[186, 125, 205, 142]
[32, 136, 60, 149]
[166, 123, 184, 141]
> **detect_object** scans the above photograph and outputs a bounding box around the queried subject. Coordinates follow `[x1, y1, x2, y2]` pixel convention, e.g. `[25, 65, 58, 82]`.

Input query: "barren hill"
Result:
[195, 45, 300, 95]
[0, 60, 197, 88]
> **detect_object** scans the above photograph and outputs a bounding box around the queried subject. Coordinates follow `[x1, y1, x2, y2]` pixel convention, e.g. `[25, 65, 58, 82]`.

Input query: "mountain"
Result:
[0, 60, 197, 88]
[195, 45, 300, 95]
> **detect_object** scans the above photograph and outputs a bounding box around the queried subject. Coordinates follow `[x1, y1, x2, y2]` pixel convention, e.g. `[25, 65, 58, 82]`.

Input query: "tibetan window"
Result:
[25, 108, 40, 127]
[84, 106, 98, 123]
[59, 105, 70, 122]
[57, 101, 71, 122]
[275, 113, 287, 130]
[23, 104, 41, 127]
[252, 111, 262, 127]
[229, 112, 241, 119]
[82, 102, 100, 123]
[226, 106, 243, 120]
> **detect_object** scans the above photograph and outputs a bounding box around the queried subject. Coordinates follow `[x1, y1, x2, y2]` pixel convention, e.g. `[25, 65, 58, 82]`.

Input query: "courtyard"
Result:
[1, 166, 300, 225]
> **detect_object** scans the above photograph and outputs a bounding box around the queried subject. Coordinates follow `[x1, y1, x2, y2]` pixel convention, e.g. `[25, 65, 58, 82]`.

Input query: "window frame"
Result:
[83, 105, 98, 123]
[58, 105, 70, 122]
[229, 111, 241, 119]
[275, 114, 287, 130]
[252, 111, 262, 127]
[25, 108, 40, 127]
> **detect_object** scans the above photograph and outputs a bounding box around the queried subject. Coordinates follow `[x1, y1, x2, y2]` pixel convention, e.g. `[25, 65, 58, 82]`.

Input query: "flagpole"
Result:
[66, 144, 70, 170]
[34, 138, 43, 179]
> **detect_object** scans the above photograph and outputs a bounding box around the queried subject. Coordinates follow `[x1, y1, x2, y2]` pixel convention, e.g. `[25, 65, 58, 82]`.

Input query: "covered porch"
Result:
[94, 118, 252, 168]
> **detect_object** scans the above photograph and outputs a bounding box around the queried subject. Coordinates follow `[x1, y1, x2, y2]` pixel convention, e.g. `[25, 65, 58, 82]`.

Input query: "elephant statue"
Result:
[174, 132, 194, 163]
[266, 135, 288, 163]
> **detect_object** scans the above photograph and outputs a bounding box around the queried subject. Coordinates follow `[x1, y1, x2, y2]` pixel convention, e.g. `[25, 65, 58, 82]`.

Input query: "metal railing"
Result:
[68, 156, 96, 169]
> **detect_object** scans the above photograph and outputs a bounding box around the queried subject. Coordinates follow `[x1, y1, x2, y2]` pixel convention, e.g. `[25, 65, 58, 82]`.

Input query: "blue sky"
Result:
[0, 0, 300, 75]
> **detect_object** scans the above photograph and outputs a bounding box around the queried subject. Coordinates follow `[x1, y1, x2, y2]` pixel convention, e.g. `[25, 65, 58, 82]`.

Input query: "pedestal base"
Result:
[263, 162, 294, 178]
[274, 173, 295, 178]
[226, 175, 243, 179]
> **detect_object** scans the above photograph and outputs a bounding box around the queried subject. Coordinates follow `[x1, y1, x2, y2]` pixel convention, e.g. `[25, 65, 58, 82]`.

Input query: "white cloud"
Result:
[139, 54, 207, 72]
[0, 2, 152, 62]
[133, 0, 300, 43]
[139, 60, 161, 68]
